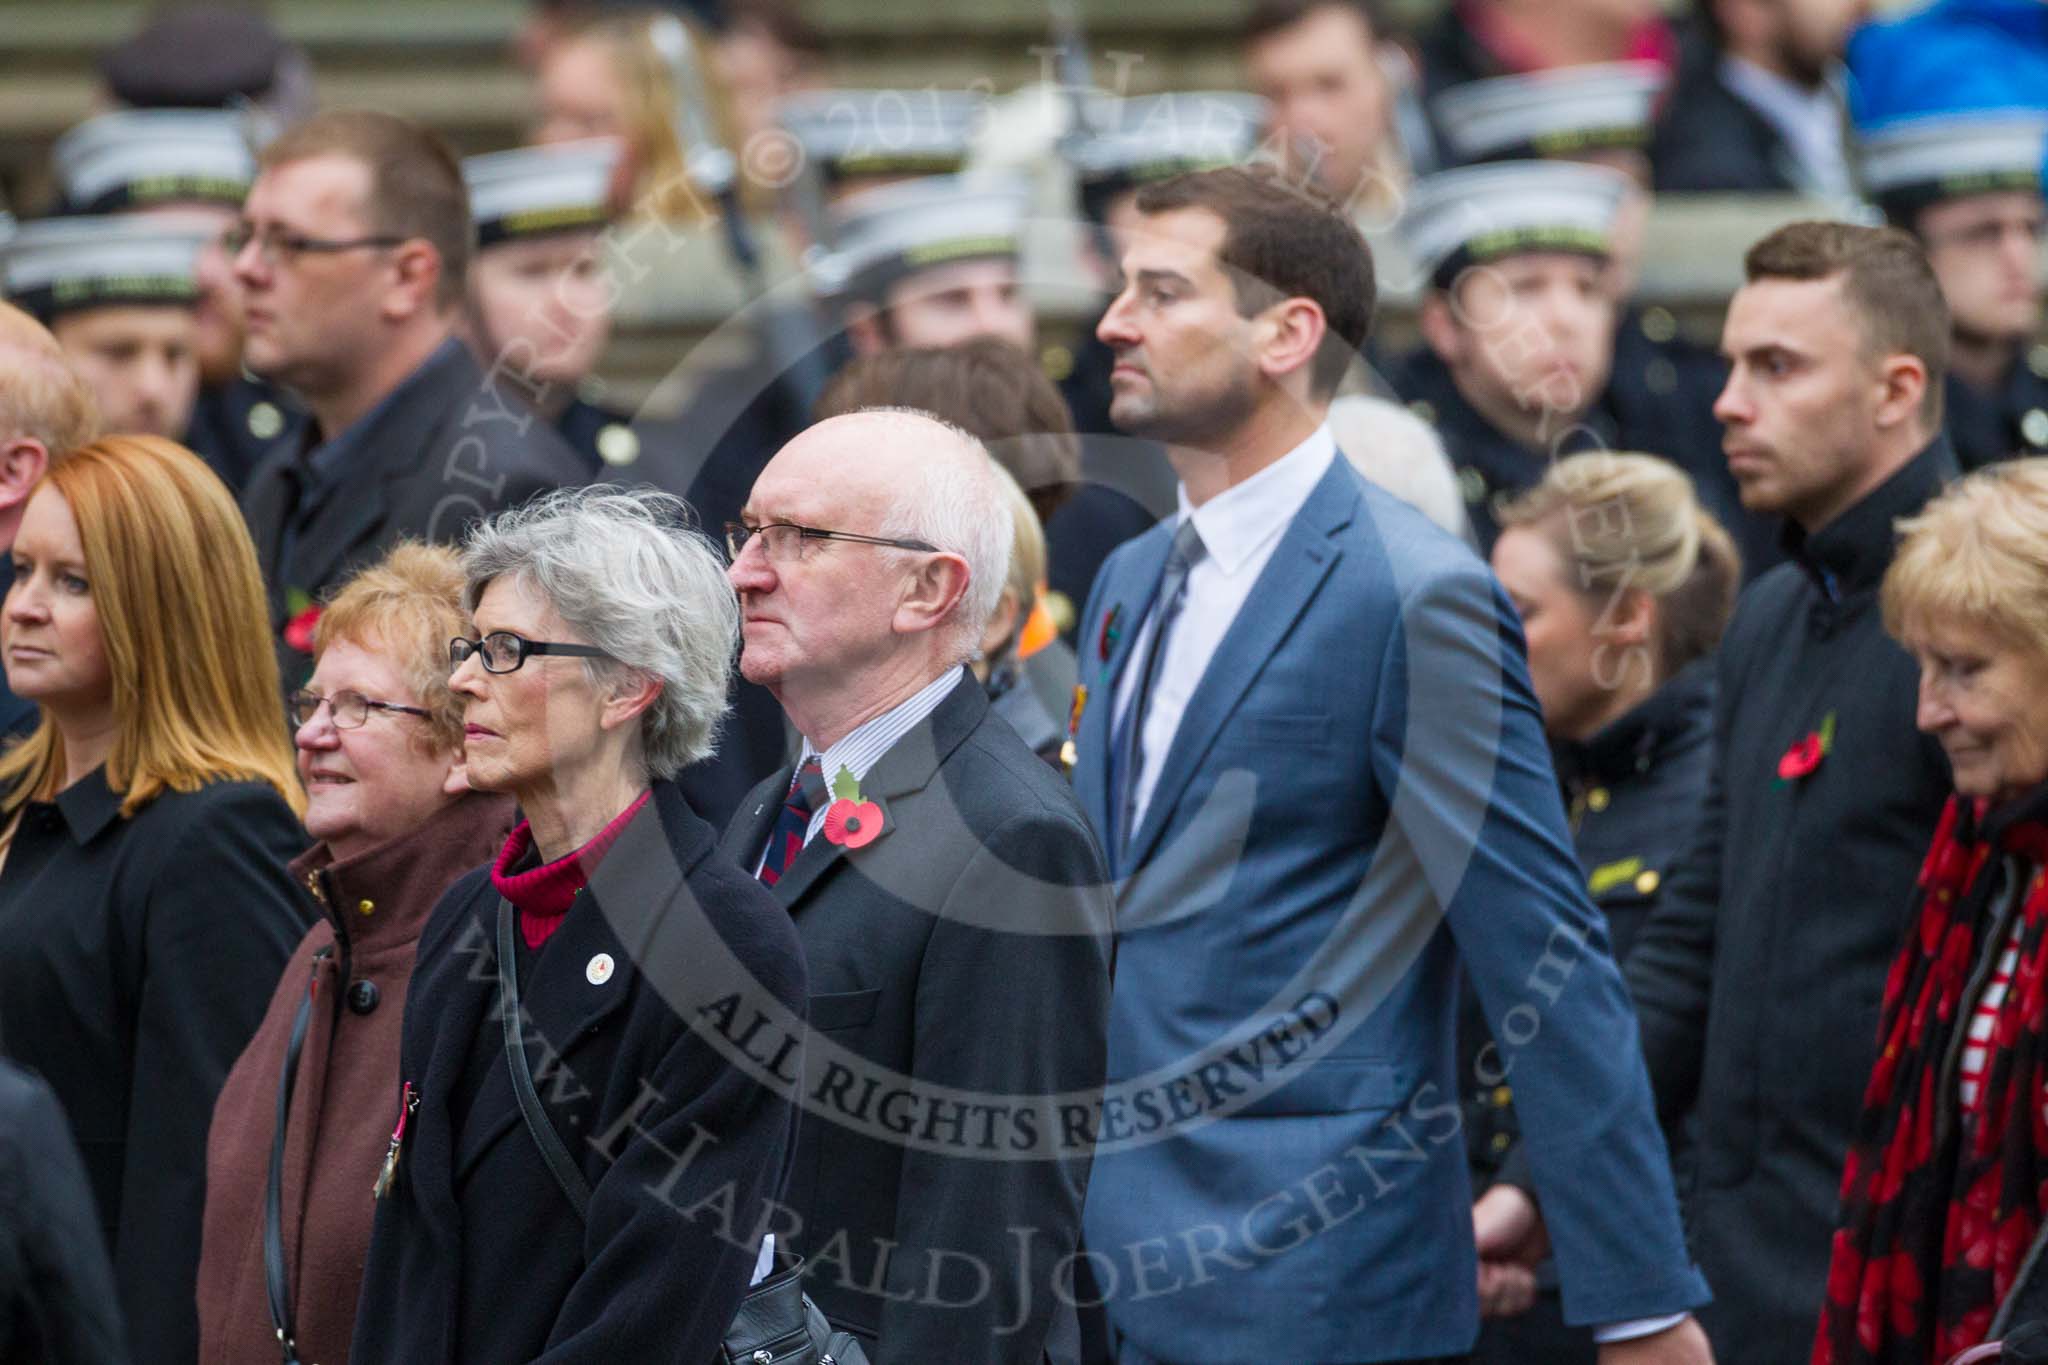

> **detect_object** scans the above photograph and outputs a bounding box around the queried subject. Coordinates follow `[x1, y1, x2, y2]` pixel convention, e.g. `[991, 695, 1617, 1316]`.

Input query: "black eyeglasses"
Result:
[222, 223, 409, 267]
[724, 521, 939, 563]
[449, 631, 611, 675]
[288, 688, 431, 729]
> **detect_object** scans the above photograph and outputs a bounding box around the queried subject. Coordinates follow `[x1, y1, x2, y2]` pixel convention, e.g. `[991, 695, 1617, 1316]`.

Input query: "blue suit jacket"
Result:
[1071, 455, 1707, 1363]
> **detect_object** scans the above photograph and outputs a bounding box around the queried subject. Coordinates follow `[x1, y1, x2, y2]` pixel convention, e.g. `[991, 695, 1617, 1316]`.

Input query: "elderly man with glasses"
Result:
[718, 407, 1114, 1363]
[232, 108, 586, 692]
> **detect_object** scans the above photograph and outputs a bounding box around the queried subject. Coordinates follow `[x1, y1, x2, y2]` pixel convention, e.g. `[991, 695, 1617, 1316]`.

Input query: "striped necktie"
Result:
[757, 757, 825, 887]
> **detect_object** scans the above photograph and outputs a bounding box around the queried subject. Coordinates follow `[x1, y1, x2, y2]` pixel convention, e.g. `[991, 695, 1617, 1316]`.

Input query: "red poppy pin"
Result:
[822, 766, 884, 849]
[283, 587, 323, 656]
[1776, 710, 1837, 784]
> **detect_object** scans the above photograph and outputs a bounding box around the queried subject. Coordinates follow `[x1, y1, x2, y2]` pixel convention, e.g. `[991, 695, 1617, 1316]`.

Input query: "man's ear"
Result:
[1873, 351, 1930, 433]
[1255, 297, 1329, 387]
[1418, 292, 1464, 367]
[383, 242, 445, 322]
[893, 551, 972, 639]
[844, 302, 887, 357]
[0, 438, 50, 514]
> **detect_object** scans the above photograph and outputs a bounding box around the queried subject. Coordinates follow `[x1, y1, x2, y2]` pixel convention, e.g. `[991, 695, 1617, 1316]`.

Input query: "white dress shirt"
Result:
[1110, 425, 1336, 832]
[755, 666, 964, 872]
[1718, 54, 1853, 197]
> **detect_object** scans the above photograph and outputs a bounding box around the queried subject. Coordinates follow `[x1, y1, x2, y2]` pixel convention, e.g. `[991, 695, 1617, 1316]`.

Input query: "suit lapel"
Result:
[1072, 526, 1175, 842]
[722, 764, 794, 877]
[770, 673, 987, 914]
[1123, 459, 1359, 873]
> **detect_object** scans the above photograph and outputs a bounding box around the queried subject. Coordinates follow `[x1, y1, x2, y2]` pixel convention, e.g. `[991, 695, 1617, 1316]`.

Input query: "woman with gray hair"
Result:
[350, 485, 808, 1365]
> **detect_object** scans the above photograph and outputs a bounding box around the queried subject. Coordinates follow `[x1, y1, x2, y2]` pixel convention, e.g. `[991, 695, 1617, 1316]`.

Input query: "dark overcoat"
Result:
[0, 771, 308, 1365]
[720, 675, 1114, 1362]
[1626, 439, 1961, 1363]
[350, 779, 807, 1364]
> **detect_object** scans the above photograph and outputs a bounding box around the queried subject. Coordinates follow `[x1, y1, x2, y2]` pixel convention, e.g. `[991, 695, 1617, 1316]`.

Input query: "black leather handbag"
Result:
[495, 902, 866, 1365]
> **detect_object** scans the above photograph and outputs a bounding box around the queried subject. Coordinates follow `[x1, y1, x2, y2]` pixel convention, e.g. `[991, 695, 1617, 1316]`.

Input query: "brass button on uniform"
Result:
[247, 401, 286, 441]
[1492, 1085, 1512, 1107]
[1586, 787, 1611, 812]
[1491, 1132, 1512, 1153]
[1635, 869, 1660, 895]
[357, 898, 375, 916]
[2022, 408, 2048, 450]
[596, 423, 640, 467]
[1640, 306, 1678, 344]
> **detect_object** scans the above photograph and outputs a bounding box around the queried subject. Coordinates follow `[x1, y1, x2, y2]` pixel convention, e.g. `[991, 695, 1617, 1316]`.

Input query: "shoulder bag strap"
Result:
[264, 952, 321, 1364]
[497, 898, 592, 1220]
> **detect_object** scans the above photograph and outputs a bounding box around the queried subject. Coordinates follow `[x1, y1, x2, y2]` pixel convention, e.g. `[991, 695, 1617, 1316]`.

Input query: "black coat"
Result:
[351, 779, 808, 1364]
[719, 675, 1114, 1361]
[240, 339, 587, 689]
[1624, 438, 1959, 1364]
[1946, 357, 2048, 473]
[0, 1059, 129, 1365]
[1650, 25, 1807, 193]
[0, 771, 308, 1365]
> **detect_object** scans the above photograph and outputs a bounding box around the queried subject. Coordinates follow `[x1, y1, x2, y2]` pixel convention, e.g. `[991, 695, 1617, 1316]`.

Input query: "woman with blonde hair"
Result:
[533, 10, 732, 223]
[195, 541, 516, 1365]
[1469, 450, 1741, 1361]
[1819, 459, 2048, 1363]
[0, 435, 307, 1365]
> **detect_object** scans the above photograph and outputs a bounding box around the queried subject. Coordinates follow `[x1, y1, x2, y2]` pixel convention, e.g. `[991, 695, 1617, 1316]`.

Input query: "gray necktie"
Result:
[1113, 518, 1207, 851]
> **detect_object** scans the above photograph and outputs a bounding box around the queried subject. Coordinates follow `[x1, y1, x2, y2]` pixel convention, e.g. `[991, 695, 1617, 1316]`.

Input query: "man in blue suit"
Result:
[1067, 165, 1712, 1364]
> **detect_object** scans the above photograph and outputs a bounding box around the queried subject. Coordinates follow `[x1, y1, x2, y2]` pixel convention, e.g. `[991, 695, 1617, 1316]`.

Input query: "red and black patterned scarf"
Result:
[1815, 787, 2048, 1364]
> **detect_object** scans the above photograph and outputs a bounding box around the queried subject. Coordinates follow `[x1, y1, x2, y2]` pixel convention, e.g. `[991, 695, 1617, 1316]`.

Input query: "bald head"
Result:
[730, 407, 1015, 743]
[0, 303, 99, 545]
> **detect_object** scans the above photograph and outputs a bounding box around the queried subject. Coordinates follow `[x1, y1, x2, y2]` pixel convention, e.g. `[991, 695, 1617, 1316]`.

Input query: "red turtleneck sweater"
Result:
[489, 790, 652, 948]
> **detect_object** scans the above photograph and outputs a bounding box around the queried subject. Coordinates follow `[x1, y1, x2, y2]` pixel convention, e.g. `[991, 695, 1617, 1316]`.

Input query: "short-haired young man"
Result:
[1072, 164, 1710, 1365]
[1624, 221, 1961, 1363]
[233, 110, 585, 686]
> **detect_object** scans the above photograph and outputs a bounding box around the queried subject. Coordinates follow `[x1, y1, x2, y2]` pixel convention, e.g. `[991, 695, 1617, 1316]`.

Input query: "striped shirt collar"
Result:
[798, 666, 965, 793]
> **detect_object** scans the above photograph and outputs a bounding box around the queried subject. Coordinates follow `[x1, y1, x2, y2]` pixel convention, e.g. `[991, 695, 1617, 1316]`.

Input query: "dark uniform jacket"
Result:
[183, 373, 303, 496]
[0, 771, 309, 1365]
[351, 779, 807, 1364]
[1946, 355, 2048, 472]
[1463, 665, 1716, 1365]
[1624, 438, 1959, 1364]
[1651, 24, 1808, 193]
[1386, 345, 1618, 554]
[0, 1060, 130, 1365]
[1465, 662, 1717, 1180]
[720, 674, 1114, 1361]
[240, 338, 587, 689]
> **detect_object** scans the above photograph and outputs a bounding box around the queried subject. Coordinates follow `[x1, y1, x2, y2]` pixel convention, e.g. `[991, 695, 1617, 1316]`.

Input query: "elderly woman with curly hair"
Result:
[195, 541, 517, 1365]
[351, 486, 806, 1365]
[1818, 459, 2048, 1363]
